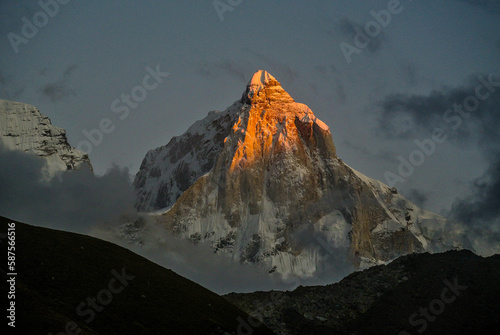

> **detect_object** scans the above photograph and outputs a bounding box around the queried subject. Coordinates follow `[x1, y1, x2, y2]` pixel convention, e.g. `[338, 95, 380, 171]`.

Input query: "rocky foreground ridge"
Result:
[225, 250, 500, 335]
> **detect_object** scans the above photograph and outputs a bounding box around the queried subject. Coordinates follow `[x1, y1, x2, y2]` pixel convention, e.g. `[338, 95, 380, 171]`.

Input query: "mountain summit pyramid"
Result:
[134, 70, 470, 278]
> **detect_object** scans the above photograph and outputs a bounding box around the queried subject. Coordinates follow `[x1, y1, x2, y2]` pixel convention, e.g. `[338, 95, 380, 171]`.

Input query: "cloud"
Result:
[337, 17, 388, 54]
[450, 154, 500, 229]
[335, 82, 347, 103]
[406, 188, 429, 207]
[456, 0, 500, 15]
[375, 91, 451, 139]
[313, 65, 336, 83]
[448, 153, 500, 256]
[289, 224, 354, 286]
[375, 75, 500, 145]
[312, 65, 346, 102]
[39, 64, 79, 103]
[197, 60, 247, 83]
[39, 67, 48, 76]
[0, 146, 136, 233]
[400, 62, 420, 87]
[0, 2, 42, 32]
[373, 74, 500, 254]
[93, 220, 298, 294]
[0, 67, 24, 100]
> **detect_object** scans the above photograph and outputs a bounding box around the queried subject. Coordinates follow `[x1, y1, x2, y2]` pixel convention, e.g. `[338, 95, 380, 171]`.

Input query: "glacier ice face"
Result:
[0, 99, 92, 179]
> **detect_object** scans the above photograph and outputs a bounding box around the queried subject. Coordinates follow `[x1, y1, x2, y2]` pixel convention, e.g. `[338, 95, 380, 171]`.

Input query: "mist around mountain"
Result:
[1, 215, 273, 335]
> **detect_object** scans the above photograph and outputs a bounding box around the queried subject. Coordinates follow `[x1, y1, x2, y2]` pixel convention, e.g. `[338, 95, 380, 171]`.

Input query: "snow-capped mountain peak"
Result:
[133, 70, 470, 279]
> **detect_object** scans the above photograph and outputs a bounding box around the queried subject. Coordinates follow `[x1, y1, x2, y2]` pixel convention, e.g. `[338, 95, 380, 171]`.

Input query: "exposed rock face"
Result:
[0, 99, 92, 177]
[134, 71, 470, 278]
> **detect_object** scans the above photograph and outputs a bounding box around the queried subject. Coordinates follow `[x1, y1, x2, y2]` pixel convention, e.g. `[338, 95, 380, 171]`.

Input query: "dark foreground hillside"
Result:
[226, 250, 500, 335]
[0, 216, 273, 335]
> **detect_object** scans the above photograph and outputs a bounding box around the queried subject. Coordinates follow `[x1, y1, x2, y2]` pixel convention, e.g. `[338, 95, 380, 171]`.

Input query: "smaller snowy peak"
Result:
[242, 70, 294, 105]
[0, 99, 92, 178]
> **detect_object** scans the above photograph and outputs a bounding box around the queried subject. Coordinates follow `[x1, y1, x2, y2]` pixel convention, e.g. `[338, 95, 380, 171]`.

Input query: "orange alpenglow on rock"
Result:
[242, 70, 294, 104]
[229, 70, 333, 172]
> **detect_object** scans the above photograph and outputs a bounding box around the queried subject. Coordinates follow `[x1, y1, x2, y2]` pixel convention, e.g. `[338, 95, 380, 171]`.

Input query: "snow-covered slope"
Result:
[134, 70, 470, 279]
[134, 104, 242, 211]
[0, 99, 92, 177]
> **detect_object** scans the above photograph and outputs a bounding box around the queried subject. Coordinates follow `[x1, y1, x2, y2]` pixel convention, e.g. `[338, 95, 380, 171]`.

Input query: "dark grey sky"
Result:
[1, 0, 499, 222]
